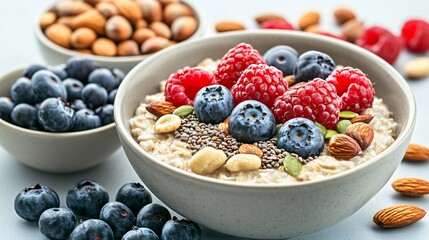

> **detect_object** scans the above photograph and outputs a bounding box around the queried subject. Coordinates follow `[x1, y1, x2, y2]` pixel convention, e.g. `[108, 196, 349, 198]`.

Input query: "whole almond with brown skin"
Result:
[255, 13, 285, 24]
[171, 16, 197, 41]
[218, 122, 229, 135]
[239, 144, 264, 158]
[56, 1, 92, 17]
[139, 0, 163, 22]
[72, 10, 106, 34]
[345, 122, 374, 150]
[117, 40, 140, 56]
[304, 24, 321, 33]
[115, 0, 142, 22]
[328, 134, 361, 159]
[350, 114, 373, 124]
[150, 22, 171, 39]
[45, 23, 72, 49]
[298, 11, 320, 30]
[284, 75, 295, 86]
[71, 27, 97, 49]
[92, 38, 117, 56]
[141, 37, 173, 53]
[333, 7, 356, 25]
[105, 15, 133, 42]
[341, 19, 364, 42]
[373, 204, 426, 228]
[404, 143, 429, 161]
[95, 2, 118, 18]
[57, 16, 75, 29]
[40, 12, 57, 30]
[392, 178, 429, 197]
[146, 101, 176, 117]
[133, 28, 156, 45]
[163, 3, 193, 25]
[215, 20, 246, 32]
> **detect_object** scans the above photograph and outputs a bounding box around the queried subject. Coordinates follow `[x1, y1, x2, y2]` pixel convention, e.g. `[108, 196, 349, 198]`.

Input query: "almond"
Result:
[55, 0, 92, 16]
[40, 12, 57, 30]
[133, 28, 156, 45]
[159, 0, 179, 7]
[163, 3, 193, 25]
[57, 16, 75, 29]
[284, 75, 295, 87]
[298, 11, 320, 30]
[141, 36, 173, 53]
[341, 19, 364, 42]
[92, 38, 117, 56]
[95, 2, 119, 18]
[150, 21, 172, 39]
[105, 15, 133, 42]
[117, 40, 140, 56]
[404, 143, 429, 161]
[327, 134, 361, 159]
[403, 57, 429, 79]
[239, 144, 263, 158]
[350, 114, 373, 124]
[345, 122, 374, 150]
[215, 20, 246, 32]
[255, 13, 285, 24]
[115, 0, 143, 22]
[72, 9, 107, 34]
[139, 0, 163, 22]
[333, 7, 356, 25]
[133, 19, 148, 29]
[304, 24, 321, 33]
[218, 122, 229, 135]
[145, 101, 177, 117]
[45, 23, 72, 49]
[373, 204, 426, 228]
[392, 178, 429, 197]
[171, 16, 197, 41]
[71, 27, 97, 49]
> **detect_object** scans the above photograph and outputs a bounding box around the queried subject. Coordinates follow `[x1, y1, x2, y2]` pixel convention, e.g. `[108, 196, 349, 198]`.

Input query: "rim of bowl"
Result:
[0, 67, 115, 138]
[116, 30, 416, 189]
[33, 0, 205, 64]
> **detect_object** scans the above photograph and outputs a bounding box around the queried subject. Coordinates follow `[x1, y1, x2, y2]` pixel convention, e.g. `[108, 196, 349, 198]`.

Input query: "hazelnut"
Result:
[117, 40, 140, 56]
[71, 27, 97, 49]
[150, 21, 171, 39]
[95, 2, 119, 18]
[133, 19, 148, 29]
[141, 36, 173, 54]
[139, 0, 163, 22]
[45, 23, 72, 49]
[57, 16, 75, 29]
[171, 16, 197, 41]
[92, 38, 117, 56]
[74, 49, 93, 55]
[105, 15, 133, 42]
[40, 12, 57, 30]
[159, 0, 179, 7]
[55, 0, 92, 16]
[132, 28, 156, 45]
[163, 3, 193, 25]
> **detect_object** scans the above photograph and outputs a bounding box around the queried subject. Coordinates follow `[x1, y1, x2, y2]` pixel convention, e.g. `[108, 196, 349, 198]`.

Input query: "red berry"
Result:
[214, 43, 266, 89]
[231, 64, 288, 107]
[165, 67, 216, 107]
[326, 67, 375, 113]
[355, 26, 402, 64]
[401, 19, 429, 53]
[271, 79, 341, 129]
[260, 20, 295, 30]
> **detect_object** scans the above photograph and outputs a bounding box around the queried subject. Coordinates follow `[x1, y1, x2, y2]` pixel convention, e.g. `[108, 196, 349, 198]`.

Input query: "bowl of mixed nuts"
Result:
[34, 0, 204, 73]
[114, 30, 416, 239]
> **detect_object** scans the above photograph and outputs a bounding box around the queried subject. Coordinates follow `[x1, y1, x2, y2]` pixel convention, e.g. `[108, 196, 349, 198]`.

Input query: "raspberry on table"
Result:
[214, 43, 266, 89]
[231, 64, 288, 107]
[326, 67, 375, 113]
[271, 79, 341, 129]
[401, 19, 429, 53]
[165, 67, 216, 107]
[355, 26, 402, 64]
[259, 20, 295, 30]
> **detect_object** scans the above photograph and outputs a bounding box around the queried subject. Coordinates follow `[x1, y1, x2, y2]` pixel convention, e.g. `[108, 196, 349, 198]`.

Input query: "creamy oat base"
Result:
[129, 59, 397, 184]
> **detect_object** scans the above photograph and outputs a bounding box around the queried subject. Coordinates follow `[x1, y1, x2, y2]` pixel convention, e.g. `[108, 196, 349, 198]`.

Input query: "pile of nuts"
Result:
[40, 0, 198, 57]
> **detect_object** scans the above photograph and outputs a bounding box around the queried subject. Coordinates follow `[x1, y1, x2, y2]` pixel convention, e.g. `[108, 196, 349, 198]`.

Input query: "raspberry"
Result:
[231, 64, 288, 107]
[165, 67, 216, 107]
[355, 26, 402, 64]
[401, 19, 429, 53]
[271, 79, 341, 129]
[214, 43, 266, 89]
[260, 20, 295, 30]
[326, 67, 375, 113]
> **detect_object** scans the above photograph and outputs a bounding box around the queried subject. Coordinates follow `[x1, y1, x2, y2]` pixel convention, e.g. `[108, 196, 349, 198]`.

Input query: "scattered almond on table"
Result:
[373, 204, 426, 228]
[392, 177, 429, 197]
[403, 143, 429, 161]
[214, 20, 246, 32]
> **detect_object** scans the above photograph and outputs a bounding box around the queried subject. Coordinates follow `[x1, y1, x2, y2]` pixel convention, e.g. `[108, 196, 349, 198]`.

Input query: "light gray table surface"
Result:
[1, 1, 429, 239]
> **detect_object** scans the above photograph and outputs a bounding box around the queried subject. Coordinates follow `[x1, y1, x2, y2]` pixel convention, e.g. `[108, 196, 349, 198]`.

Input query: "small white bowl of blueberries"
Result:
[0, 56, 121, 173]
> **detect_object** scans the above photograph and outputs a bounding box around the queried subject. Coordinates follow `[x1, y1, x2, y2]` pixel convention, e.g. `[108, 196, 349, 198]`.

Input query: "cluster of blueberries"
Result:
[14, 180, 201, 240]
[0, 57, 122, 132]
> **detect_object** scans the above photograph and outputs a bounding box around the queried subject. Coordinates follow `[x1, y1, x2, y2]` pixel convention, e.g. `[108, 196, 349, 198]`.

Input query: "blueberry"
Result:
[294, 50, 336, 83]
[66, 56, 99, 83]
[74, 109, 101, 131]
[99, 202, 135, 239]
[277, 117, 325, 158]
[38, 98, 75, 132]
[11, 103, 39, 129]
[228, 100, 276, 143]
[38, 208, 76, 240]
[263, 45, 299, 76]
[136, 203, 171, 237]
[88, 68, 117, 92]
[63, 78, 84, 101]
[14, 184, 60, 222]
[70, 219, 113, 240]
[0, 97, 14, 122]
[70, 99, 87, 111]
[123, 227, 159, 240]
[108, 89, 117, 104]
[161, 217, 201, 240]
[193, 85, 234, 124]
[112, 68, 124, 88]
[82, 83, 108, 110]
[115, 182, 152, 216]
[10, 77, 37, 104]
[31, 70, 67, 101]
[95, 104, 114, 125]
[66, 179, 109, 219]
[23, 64, 47, 79]
[49, 64, 69, 80]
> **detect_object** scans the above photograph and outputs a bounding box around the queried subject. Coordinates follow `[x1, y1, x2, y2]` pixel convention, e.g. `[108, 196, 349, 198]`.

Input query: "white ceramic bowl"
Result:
[0, 68, 121, 173]
[34, 0, 205, 73]
[114, 31, 416, 239]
